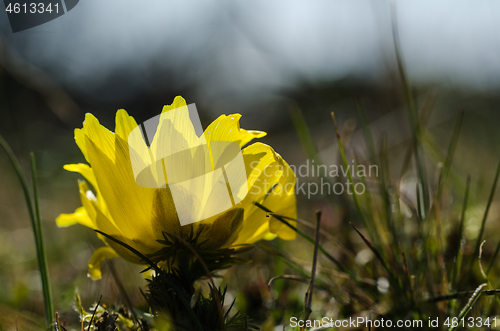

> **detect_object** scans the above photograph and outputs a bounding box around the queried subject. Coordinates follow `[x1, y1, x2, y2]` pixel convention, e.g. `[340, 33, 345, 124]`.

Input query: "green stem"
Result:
[0, 135, 53, 327]
[467, 159, 500, 277]
[451, 175, 471, 290]
[438, 112, 464, 199]
[393, 24, 429, 212]
[30, 153, 54, 326]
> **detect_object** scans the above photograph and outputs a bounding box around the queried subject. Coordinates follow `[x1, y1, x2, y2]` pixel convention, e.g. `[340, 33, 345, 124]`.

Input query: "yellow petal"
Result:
[233, 143, 297, 244]
[74, 113, 116, 165]
[88, 246, 119, 280]
[263, 232, 277, 241]
[124, 114, 158, 188]
[85, 134, 156, 239]
[159, 96, 199, 147]
[232, 143, 279, 244]
[205, 114, 266, 149]
[115, 109, 139, 141]
[161, 95, 187, 113]
[93, 202, 124, 242]
[86, 186, 160, 262]
[233, 206, 271, 244]
[265, 191, 297, 240]
[77, 180, 100, 228]
[243, 142, 279, 190]
[150, 187, 183, 238]
[74, 128, 90, 163]
[56, 206, 94, 228]
[151, 100, 202, 168]
[65, 164, 111, 222]
[263, 155, 297, 240]
[80, 113, 117, 161]
[64, 163, 97, 189]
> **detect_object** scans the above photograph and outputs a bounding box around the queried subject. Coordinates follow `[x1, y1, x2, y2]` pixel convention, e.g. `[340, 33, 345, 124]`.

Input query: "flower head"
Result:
[57, 97, 297, 279]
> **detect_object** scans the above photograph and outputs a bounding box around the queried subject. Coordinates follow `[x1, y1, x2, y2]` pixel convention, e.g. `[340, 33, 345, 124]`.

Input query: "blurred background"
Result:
[2, 0, 500, 329]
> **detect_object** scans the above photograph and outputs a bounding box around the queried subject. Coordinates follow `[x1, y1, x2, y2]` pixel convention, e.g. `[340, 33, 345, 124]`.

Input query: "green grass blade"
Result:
[438, 112, 464, 199]
[0, 134, 38, 238]
[304, 211, 321, 319]
[448, 283, 487, 331]
[451, 174, 471, 290]
[289, 105, 319, 160]
[350, 222, 406, 299]
[30, 153, 54, 327]
[418, 129, 466, 197]
[468, 159, 500, 275]
[356, 102, 391, 251]
[393, 26, 429, 212]
[0, 134, 53, 327]
[378, 134, 401, 256]
[415, 182, 425, 239]
[356, 99, 377, 164]
[289, 104, 342, 211]
[401, 253, 415, 305]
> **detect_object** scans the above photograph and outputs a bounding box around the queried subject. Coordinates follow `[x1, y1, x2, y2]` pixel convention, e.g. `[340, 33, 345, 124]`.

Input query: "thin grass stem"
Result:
[304, 211, 321, 319]
[86, 296, 102, 331]
[450, 175, 471, 293]
[448, 283, 487, 331]
[289, 104, 319, 160]
[467, 159, 500, 278]
[438, 112, 465, 199]
[0, 135, 53, 327]
[393, 20, 429, 212]
[350, 222, 406, 298]
[30, 153, 54, 326]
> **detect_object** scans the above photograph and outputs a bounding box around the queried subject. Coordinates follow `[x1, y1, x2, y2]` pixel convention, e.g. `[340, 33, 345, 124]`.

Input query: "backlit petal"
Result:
[115, 109, 139, 141]
[204, 114, 266, 149]
[85, 135, 156, 239]
[234, 143, 297, 244]
[88, 246, 119, 280]
[56, 206, 94, 228]
[161, 95, 187, 114]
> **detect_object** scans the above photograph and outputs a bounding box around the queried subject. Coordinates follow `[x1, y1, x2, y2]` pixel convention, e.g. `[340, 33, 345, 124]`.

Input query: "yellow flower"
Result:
[57, 96, 297, 280]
